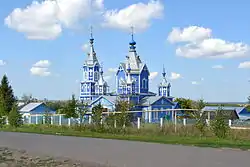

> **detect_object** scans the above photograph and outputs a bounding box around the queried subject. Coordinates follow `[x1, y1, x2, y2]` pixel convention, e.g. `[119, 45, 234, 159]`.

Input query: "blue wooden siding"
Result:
[140, 65, 149, 93]
[91, 97, 115, 111]
[131, 74, 139, 93]
[29, 104, 55, 114]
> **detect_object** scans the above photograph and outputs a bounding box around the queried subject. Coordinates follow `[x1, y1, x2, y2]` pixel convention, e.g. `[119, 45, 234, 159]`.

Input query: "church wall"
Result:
[130, 74, 139, 93]
[140, 66, 149, 94]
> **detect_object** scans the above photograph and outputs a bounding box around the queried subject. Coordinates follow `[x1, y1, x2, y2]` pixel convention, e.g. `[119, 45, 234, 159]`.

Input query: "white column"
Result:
[160, 117, 163, 128]
[35, 114, 38, 124]
[229, 119, 232, 127]
[137, 117, 141, 129]
[101, 117, 103, 125]
[208, 111, 211, 122]
[174, 111, 177, 133]
[149, 111, 152, 123]
[51, 116, 53, 125]
[68, 118, 71, 126]
[59, 115, 62, 125]
[43, 116, 45, 124]
[114, 120, 117, 128]
[29, 115, 31, 124]
[6, 117, 9, 125]
[206, 119, 209, 126]
[183, 118, 187, 126]
[88, 115, 92, 124]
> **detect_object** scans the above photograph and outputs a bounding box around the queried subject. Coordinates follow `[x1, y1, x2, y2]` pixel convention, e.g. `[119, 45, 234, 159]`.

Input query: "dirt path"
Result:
[0, 132, 250, 167]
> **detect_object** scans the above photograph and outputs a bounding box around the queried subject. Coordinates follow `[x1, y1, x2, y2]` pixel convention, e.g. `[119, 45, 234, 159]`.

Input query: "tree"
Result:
[210, 106, 230, 139]
[0, 75, 16, 115]
[8, 103, 23, 127]
[77, 101, 88, 125]
[43, 110, 51, 125]
[92, 103, 103, 127]
[0, 95, 6, 126]
[193, 99, 207, 136]
[174, 98, 193, 109]
[115, 99, 132, 127]
[61, 94, 78, 118]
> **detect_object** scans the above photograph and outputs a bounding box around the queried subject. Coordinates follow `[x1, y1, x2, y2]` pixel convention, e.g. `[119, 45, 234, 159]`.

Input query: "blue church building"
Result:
[79, 29, 180, 122]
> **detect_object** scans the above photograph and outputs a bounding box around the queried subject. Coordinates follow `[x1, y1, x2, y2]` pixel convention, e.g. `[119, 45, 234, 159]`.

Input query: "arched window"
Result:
[142, 78, 148, 89]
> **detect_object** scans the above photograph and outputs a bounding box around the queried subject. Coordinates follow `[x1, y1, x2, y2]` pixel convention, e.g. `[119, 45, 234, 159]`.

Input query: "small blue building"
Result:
[19, 102, 56, 115]
[79, 28, 180, 123]
[19, 102, 56, 124]
[202, 106, 250, 120]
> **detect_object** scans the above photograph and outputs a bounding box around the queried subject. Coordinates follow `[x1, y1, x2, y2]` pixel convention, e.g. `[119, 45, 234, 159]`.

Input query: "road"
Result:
[0, 132, 249, 167]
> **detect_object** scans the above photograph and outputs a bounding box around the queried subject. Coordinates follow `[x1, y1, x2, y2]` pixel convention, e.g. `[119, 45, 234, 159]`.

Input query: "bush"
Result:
[210, 106, 230, 139]
[8, 103, 23, 128]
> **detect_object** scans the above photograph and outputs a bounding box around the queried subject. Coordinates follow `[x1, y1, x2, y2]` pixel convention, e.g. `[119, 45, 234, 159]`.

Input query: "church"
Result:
[79, 29, 180, 123]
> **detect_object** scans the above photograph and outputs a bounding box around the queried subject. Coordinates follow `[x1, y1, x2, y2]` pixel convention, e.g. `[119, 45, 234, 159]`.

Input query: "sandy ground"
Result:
[1, 132, 250, 167]
[0, 147, 111, 167]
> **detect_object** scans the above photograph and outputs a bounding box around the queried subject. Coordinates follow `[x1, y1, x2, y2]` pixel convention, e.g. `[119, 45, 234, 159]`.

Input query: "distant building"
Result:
[202, 106, 250, 120]
[79, 28, 180, 123]
[19, 102, 56, 124]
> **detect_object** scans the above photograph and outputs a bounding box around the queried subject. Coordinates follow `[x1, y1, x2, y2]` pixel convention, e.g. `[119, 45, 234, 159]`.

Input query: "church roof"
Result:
[139, 96, 175, 106]
[90, 95, 117, 105]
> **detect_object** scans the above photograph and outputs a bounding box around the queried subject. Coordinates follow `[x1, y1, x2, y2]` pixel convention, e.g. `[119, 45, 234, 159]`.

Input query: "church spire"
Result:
[158, 64, 170, 97]
[86, 25, 98, 65]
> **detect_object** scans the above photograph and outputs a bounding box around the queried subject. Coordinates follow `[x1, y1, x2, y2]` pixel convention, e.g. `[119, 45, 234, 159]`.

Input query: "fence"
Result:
[3, 108, 250, 129]
[5, 113, 237, 130]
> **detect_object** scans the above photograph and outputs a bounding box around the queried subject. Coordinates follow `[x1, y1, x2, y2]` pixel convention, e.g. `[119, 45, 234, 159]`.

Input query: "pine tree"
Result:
[61, 94, 78, 118]
[0, 94, 6, 126]
[8, 103, 23, 127]
[0, 75, 16, 115]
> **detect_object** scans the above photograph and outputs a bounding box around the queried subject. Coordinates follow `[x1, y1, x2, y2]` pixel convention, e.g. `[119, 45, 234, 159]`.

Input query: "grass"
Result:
[2, 123, 250, 150]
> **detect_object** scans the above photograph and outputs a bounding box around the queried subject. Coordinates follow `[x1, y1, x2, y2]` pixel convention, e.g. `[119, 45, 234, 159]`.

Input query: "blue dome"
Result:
[129, 39, 136, 45]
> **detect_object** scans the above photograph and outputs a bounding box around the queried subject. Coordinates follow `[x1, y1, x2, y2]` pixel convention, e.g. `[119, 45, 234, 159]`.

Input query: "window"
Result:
[89, 69, 93, 77]
[142, 78, 148, 89]
[84, 84, 87, 92]
[84, 72, 88, 80]
[94, 71, 99, 81]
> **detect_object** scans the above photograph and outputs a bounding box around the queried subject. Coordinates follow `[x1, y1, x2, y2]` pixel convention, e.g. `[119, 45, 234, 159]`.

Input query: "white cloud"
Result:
[191, 81, 199, 85]
[81, 43, 89, 52]
[30, 60, 51, 76]
[0, 60, 6, 66]
[149, 72, 158, 80]
[108, 68, 118, 73]
[191, 78, 204, 85]
[238, 61, 250, 69]
[168, 26, 212, 43]
[104, 75, 112, 81]
[103, 0, 164, 32]
[212, 65, 224, 69]
[5, 0, 104, 40]
[168, 26, 249, 59]
[169, 72, 181, 80]
[33, 60, 50, 68]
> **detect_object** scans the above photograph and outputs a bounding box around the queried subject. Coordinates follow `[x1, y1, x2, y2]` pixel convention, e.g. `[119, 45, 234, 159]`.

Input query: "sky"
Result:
[0, 0, 250, 102]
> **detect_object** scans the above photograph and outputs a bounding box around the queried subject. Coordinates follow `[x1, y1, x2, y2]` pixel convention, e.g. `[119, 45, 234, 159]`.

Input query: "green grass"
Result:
[1, 124, 250, 150]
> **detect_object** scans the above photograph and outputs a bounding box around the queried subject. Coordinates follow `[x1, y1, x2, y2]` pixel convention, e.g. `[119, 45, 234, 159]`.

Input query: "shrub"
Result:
[210, 106, 230, 139]
[8, 103, 23, 128]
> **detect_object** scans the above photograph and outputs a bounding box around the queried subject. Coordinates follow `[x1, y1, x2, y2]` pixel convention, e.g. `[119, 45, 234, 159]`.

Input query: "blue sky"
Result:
[0, 0, 250, 102]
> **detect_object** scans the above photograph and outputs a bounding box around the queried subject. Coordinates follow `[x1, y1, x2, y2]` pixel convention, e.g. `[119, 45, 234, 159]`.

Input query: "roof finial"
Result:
[129, 26, 136, 50]
[131, 26, 134, 41]
[162, 64, 166, 77]
[90, 25, 93, 39]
